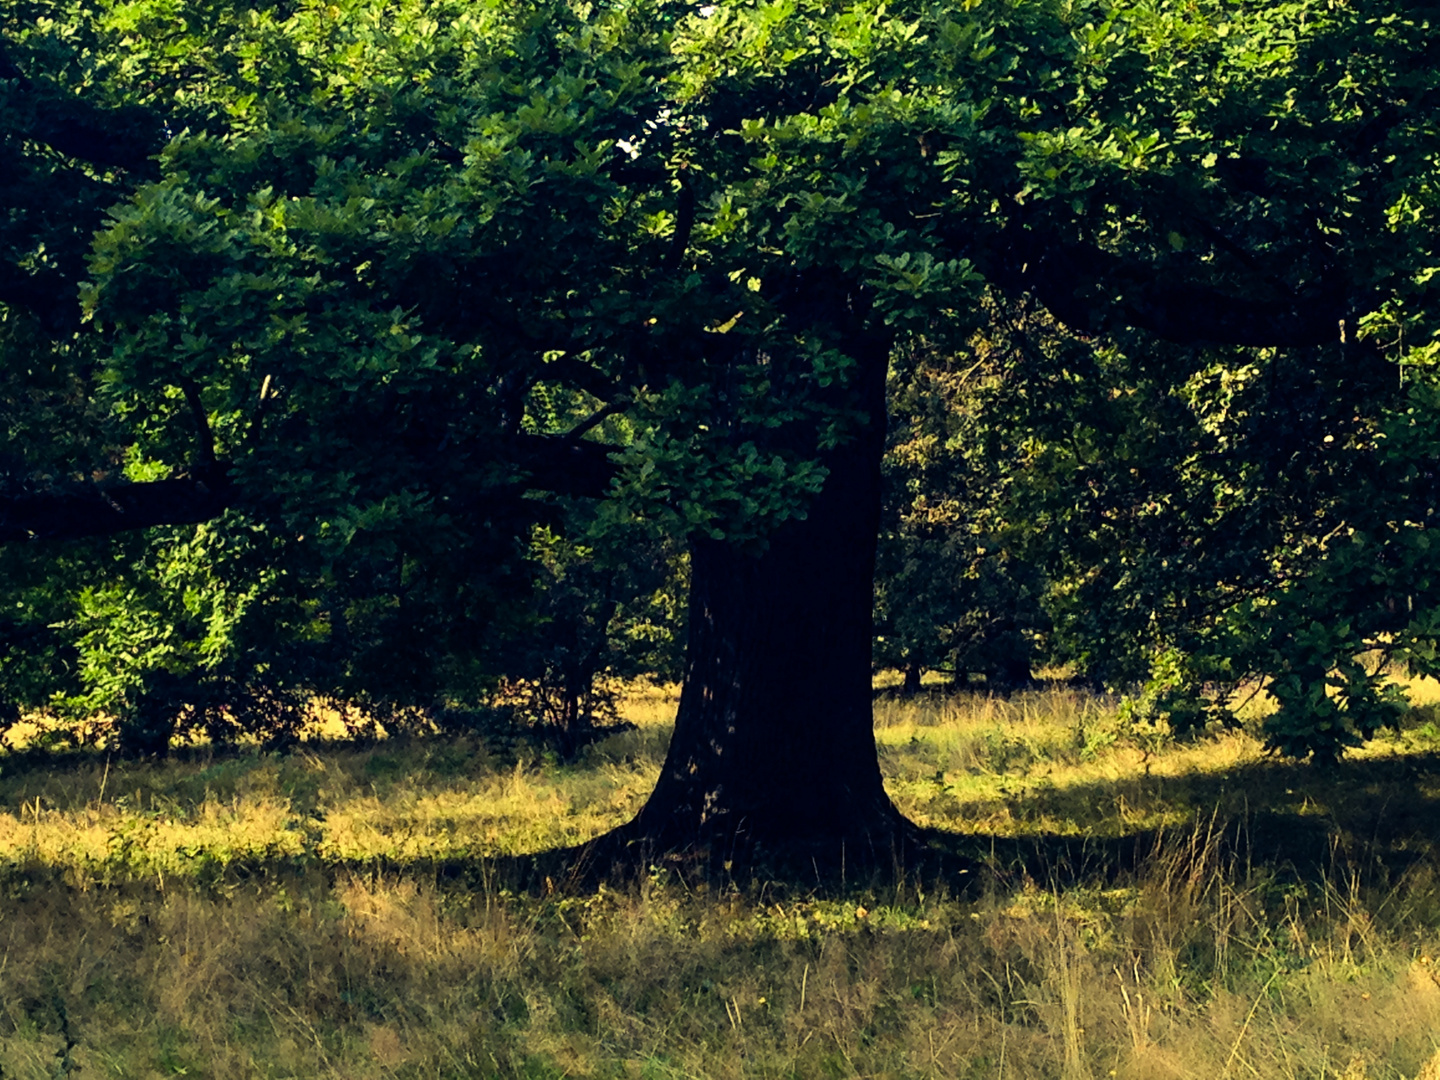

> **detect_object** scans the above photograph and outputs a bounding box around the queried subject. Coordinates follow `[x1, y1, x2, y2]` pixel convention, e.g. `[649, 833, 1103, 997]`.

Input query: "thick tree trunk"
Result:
[624, 334, 912, 855]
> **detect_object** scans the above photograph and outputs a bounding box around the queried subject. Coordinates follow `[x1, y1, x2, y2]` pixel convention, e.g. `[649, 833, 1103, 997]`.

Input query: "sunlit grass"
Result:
[878, 686, 1263, 838]
[0, 737, 665, 879]
[3, 682, 1440, 1077]
[4, 680, 1440, 879]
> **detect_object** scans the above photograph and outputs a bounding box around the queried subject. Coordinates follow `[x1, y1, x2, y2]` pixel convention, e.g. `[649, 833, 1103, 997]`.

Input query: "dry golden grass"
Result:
[0, 682, 1439, 1077]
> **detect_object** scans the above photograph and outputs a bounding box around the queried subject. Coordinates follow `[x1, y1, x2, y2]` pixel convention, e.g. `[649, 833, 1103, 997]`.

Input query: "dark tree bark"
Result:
[902, 663, 923, 697]
[0, 434, 619, 544]
[987, 225, 1356, 349]
[0, 468, 232, 543]
[622, 331, 914, 855]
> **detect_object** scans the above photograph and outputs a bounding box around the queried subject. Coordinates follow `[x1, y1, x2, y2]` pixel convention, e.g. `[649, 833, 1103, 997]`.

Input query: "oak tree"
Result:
[1, 0, 1436, 851]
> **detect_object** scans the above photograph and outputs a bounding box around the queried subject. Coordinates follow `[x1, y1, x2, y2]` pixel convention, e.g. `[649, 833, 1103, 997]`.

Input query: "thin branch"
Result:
[561, 400, 627, 443]
[178, 379, 217, 470]
[662, 172, 695, 274]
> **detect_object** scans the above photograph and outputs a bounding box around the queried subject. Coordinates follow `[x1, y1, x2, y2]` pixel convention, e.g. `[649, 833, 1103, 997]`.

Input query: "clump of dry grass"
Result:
[0, 683, 1439, 1077]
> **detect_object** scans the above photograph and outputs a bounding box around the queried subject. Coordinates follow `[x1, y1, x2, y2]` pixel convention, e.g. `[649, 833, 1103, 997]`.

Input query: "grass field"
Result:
[3, 683, 1440, 1078]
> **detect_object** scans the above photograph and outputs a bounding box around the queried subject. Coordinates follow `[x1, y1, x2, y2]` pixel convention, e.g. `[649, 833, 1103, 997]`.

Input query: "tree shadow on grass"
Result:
[916, 748, 1440, 898]
[0, 712, 636, 816]
[448, 747, 1440, 899]
[4, 740, 1440, 904]
[323, 748, 1440, 898]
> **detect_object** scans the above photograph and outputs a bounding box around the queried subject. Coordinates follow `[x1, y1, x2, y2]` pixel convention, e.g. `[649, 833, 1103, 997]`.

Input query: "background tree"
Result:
[955, 293, 1432, 760]
[876, 334, 1049, 695]
[492, 512, 686, 753]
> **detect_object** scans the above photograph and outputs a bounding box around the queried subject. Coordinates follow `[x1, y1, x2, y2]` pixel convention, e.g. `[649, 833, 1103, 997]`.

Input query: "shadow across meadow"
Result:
[2, 728, 1439, 908]
[302, 747, 1440, 902]
[915, 748, 1440, 898]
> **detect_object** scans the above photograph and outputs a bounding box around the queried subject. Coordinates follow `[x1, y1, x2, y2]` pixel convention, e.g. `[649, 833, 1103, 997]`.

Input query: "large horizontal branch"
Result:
[23, 101, 163, 174]
[509, 434, 620, 498]
[1118, 278, 1347, 348]
[0, 468, 233, 543]
[995, 229, 1353, 348]
[0, 263, 82, 331]
[0, 434, 620, 545]
[1, 41, 162, 174]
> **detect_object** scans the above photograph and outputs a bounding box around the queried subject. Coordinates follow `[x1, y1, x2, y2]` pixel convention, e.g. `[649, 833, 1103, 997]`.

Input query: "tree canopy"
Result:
[1, 0, 1438, 847]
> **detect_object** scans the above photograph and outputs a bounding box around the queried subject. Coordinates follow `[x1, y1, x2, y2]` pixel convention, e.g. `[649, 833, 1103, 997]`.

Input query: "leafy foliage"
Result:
[877, 334, 1049, 692]
[0, 0, 1438, 767]
[490, 514, 686, 746]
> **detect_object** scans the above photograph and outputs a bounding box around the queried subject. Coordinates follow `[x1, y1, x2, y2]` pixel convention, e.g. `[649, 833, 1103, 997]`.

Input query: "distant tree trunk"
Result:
[902, 663, 923, 697]
[560, 639, 588, 737]
[623, 332, 913, 854]
[989, 651, 1033, 695]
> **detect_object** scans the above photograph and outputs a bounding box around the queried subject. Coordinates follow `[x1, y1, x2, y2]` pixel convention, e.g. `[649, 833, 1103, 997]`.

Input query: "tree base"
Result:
[515, 807, 975, 894]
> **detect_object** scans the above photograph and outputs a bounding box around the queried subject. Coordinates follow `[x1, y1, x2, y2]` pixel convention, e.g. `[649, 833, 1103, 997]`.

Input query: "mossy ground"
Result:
[2, 681, 1440, 1078]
